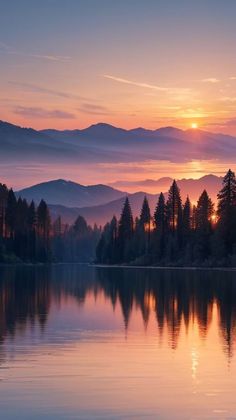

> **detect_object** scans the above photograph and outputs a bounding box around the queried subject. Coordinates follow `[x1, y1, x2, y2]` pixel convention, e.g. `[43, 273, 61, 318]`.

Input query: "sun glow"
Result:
[191, 123, 198, 129]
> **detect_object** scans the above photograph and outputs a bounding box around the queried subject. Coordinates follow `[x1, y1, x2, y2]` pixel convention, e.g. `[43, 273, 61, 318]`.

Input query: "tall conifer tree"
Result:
[118, 197, 134, 262]
[166, 180, 182, 232]
[217, 169, 236, 252]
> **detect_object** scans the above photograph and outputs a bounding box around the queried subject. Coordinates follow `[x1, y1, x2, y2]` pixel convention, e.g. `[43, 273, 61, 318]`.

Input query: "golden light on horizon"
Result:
[191, 123, 198, 129]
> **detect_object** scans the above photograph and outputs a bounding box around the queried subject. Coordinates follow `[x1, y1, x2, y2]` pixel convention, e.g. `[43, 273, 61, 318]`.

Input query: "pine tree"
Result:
[217, 169, 236, 253]
[191, 205, 197, 229]
[118, 197, 133, 239]
[14, 197, 29, 259]
[109, 216, 118, 262]
[183, 196, 191, 236]
[118, 197, 134, 262]
[95, 216, 118, 264]
[52, 216, 65, 262]
[0, 183, 8, 238]
[96, 234, 106, 263]
[153, 192, 166, 260]
[182, 196, 193, 264]
[37, 200, 51, 261]
[196, 190, 214, 230]
[194, 190, 214, 261]
[139, 196, 151, 255]
[73, 215, 88, 237]
[218, 169, 236, 216]
[154, 193, 166, 232]
[166, 181, 182, 232]
[5, 189, 17, 239]
[28, 201, 37, 261]
[139, 196, 151, 229]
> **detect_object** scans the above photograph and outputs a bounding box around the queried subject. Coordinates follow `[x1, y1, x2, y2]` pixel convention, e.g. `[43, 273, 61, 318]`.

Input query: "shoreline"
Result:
[93, 263, 236, 272]
[1, 261, 236, 272]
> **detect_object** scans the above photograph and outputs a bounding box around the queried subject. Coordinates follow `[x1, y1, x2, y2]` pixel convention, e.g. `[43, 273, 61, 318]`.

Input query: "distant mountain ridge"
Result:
[110, 174, 223, 199]
[16, 174, 224, 226]
[1, 120, 236, 167]
[17, 179, 126, 208]
[0, 119, 233, 224]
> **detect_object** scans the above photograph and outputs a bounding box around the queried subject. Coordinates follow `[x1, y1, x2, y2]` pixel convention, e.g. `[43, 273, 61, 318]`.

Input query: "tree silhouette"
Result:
[118, 197, 134, 262]
[0, 183, 8, 238]
[166, 180, 182, 232]
[37, 200, 51, 261]
[138, 196, 151, 255]
[217, 169, 236, 253]
[194, 190, 214, 261]
[5, 189, 17, 239]
[153, 193, 166, 260]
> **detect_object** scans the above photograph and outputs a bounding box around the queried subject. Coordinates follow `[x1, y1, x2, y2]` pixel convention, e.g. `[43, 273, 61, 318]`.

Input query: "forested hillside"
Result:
[96, 170, 236, 267]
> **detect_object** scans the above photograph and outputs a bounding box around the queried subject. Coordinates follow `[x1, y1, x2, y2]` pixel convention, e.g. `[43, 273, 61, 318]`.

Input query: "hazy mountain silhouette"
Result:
[2, 120, 236, 167]
[17, 179, 126, 207]
[110, 174, 222, 200]
[17, 174, 223, 225]
[48, 192, 156, 226]
[40, 175, 222, 225]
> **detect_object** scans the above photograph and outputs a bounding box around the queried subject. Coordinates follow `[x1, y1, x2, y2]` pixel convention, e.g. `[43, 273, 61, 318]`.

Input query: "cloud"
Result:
[0, 42, 70, 62]
[224, 119, 236, 126]
[9, 81, 83, 100]
[219, 96, 236, 102]
[229, 76, 236, 80]
[201, 78, 220, 83]
[206, 118, 236, 127]
[103, 74, 170, 92]
[103, 74, 191, 96]
[162, 106, 181, 110]
[78, 103, 113, 116]
[9, 52, 71, 62]
[13, 106, 76, 119]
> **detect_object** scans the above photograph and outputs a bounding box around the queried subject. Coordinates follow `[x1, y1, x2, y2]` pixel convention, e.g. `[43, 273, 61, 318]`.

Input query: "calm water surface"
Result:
[0, 264, 236, 419]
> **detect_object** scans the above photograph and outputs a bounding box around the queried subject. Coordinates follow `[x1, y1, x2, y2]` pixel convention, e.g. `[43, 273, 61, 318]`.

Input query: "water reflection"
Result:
[0, 265, 236, 359]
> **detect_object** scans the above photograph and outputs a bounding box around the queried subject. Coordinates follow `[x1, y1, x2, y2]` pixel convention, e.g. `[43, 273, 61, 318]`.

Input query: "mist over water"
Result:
[0, 264, 236, 419]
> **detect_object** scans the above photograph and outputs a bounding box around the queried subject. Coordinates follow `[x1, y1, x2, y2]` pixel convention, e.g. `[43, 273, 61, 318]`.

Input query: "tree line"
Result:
[0, 184, 100, 263]
[96, 169, 236, 267]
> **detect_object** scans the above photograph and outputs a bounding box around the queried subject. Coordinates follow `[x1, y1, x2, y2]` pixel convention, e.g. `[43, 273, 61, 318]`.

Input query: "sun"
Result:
[191, 123, 198, 129]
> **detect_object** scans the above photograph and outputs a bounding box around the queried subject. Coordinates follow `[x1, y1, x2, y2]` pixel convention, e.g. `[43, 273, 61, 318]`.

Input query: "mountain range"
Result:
[16, 175, 223, 226]
[17, 179, 126, 208]
[0, 119, 231, 225]
[1, 120, 236, 166]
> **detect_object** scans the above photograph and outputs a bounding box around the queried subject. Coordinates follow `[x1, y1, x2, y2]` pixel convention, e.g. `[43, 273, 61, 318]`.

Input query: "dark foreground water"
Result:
[0, 264, 236, 419]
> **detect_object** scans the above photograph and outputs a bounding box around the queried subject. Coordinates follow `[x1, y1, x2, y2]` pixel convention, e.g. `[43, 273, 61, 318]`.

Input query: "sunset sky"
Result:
[1, 0, 236, 134]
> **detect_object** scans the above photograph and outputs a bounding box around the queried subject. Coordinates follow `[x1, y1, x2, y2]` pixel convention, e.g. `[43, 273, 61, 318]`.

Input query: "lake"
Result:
[0, 264, 236, 419]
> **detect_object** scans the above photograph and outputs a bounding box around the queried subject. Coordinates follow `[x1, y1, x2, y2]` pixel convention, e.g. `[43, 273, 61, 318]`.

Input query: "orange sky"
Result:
[1, 1, 236, 135]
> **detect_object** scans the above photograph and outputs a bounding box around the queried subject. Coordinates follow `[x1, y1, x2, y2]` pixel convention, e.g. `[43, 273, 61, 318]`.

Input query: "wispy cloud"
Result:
[219, 96, 236, 102]
[103, 74, 170, 92]
[162, 106, 181, 110]
[229, 76, 236, 80]
[103, 74, 191, 96]
[205, 118, 236, 128]
[78, 103, 113, 116]
[14, 106, 76, 119]
[9, 81, 83, 100]
[201, 78, 220, 83]
[10, 52, 71, 62]
[0, 41, 70, 62]
[223, 119, 236, 126]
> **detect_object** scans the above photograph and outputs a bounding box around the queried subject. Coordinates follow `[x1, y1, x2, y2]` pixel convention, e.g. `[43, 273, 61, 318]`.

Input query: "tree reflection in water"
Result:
[0, 265, 236, 359]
